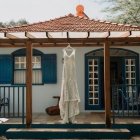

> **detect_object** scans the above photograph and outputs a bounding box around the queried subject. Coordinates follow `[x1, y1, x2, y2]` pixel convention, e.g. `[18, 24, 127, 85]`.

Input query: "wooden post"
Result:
[26, 41, 32, 128]
[104, 40, 111, 128]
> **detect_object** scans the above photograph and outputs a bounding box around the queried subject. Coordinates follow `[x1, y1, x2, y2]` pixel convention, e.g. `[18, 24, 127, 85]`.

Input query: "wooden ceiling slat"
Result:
[102, 32, 110, 38]
[69, 32, 88, 38]
[120, 31, 131, 37]
[5, 33, 19, 39]
[25, 32, 36, 38]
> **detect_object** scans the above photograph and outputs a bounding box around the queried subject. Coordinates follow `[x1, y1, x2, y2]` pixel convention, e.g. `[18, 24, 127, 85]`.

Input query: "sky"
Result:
[0, 0, 107, 23]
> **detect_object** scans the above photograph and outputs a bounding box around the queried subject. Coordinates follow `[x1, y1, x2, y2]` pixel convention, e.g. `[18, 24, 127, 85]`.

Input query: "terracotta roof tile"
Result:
[0, 14, 140, 32]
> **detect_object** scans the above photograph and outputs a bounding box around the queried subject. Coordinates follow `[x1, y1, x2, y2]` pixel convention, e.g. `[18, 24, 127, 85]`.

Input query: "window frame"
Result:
[14, 55, 42, 70]
[12, 49, 44, 85]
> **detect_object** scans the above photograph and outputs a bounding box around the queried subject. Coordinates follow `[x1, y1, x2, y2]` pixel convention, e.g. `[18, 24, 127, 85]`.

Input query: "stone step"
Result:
[6, 128, 131, 139]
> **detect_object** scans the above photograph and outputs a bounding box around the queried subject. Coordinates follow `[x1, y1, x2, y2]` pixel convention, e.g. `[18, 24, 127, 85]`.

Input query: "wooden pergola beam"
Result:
[0, 41, 140, 48]
[26, 41, 32, 128]
[0, 37, 140, 44]
[104, 39, 111, 128]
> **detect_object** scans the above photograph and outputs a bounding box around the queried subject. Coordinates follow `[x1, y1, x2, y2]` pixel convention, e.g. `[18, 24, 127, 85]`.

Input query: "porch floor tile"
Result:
[2, 112, 140, 124]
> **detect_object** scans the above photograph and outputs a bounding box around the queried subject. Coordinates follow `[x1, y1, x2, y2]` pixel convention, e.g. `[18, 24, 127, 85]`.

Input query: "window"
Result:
[0, 49, 57, 84]
[14, 56, 42, 84]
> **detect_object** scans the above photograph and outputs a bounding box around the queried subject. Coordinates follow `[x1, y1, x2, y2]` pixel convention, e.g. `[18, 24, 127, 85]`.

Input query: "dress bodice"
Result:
[62, 48, 76, 80]
[63, 48, 75, 58]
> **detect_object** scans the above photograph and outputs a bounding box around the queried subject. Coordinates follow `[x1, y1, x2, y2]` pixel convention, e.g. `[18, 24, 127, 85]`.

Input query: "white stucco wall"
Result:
[0, 45, 140, 113]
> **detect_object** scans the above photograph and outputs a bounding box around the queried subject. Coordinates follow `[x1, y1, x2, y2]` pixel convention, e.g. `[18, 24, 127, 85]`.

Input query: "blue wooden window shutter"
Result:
[43, 54, 57, 83]
[0, 55, 13, 84]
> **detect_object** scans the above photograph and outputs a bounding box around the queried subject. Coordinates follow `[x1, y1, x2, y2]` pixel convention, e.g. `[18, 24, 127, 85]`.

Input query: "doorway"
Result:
[85, 48, 139, 110]
[100, 57, 123, 109]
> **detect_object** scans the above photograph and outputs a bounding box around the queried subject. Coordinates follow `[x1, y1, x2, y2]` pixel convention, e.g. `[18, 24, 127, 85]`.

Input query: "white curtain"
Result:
[14, 70, 42, 84]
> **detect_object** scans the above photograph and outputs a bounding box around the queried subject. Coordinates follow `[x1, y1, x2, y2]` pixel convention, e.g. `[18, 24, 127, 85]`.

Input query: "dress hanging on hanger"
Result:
[59, 44, 80, 123]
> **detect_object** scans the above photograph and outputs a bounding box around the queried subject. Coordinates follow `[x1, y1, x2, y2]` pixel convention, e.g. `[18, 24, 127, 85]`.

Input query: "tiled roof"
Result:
[0, 14, 140, 32]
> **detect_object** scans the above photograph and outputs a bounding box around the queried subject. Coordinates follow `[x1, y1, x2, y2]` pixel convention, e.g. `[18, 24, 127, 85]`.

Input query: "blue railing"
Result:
[0, 85, 26, 124]
[111, 84, 140, 123]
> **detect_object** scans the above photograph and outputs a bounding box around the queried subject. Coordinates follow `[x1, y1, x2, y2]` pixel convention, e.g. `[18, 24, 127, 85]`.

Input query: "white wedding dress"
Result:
[59, 47, 80, 123]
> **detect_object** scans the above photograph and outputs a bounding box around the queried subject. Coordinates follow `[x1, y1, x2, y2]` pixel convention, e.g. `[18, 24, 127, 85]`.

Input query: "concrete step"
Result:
[6, 128, 131, 139]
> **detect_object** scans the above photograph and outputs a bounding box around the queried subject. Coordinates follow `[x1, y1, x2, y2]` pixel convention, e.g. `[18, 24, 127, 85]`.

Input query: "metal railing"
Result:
[0, 85, 26, 124]
[111, 84, 140, 123]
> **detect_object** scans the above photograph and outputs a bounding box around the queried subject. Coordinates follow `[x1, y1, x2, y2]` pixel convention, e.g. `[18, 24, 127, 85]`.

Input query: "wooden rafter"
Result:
[67, 32, 69, 43]
[46, 32, 53, 38]
[87, 32, 90, 38]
